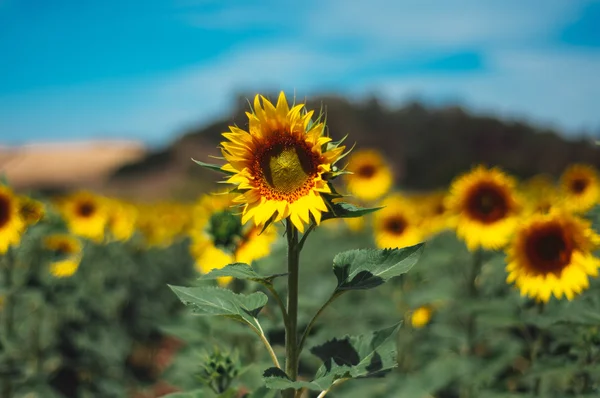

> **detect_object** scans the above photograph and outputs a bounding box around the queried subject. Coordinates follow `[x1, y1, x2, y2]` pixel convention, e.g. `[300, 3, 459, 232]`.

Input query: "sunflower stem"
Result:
[1, 250, 16, 398]
[298, 291, 343, 356]
[284, 220, 300, 398]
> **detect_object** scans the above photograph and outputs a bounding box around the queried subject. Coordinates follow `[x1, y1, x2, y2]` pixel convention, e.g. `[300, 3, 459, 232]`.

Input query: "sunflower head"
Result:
[219, 92, 346, 233]
[18, 195, 46, 227]
[411, 306, 433, 328]
[412, 191, 455, 238]
[43, 234, 83, 278]
[57, 191, 108, 243]
[520, 174, 564, 215]
[106, 199, 138, 242]
[446, 166, 522, 250]
[373, 194, 423, 249]
[344, 149, 393, 202]
[506, 210, 600, 302]
[0, 185, 25, 254]
[560, 164, 600, 213]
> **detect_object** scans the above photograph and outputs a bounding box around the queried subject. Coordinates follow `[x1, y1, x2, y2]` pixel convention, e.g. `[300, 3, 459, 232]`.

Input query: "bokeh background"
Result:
[1, 0, 599, 198]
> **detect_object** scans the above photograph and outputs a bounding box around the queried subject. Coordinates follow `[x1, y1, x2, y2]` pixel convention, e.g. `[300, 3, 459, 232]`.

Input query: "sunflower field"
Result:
[2, 93, 600, 398]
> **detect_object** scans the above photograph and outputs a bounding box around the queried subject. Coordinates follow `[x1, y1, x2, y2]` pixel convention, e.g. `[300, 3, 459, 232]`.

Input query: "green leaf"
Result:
[243, 386, 279, 398]
[168, 285, 267, 333]
[199, 263, 287, 285]
[263, 323, 401, 391]
[191, 158, 234, 175]
[333, 244, 424, 291]
[586, 204, 600, 234]
[322, 202, 382, 222]
[162, 390, 209, 398]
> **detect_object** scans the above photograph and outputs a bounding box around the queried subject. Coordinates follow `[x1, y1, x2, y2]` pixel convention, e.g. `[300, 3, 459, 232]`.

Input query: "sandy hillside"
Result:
[0, 141, 146, 191]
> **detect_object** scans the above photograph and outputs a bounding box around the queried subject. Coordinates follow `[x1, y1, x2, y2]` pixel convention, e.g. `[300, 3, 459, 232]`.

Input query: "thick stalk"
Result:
[283, 220, 300, 398]
[1, 251, 15, 398]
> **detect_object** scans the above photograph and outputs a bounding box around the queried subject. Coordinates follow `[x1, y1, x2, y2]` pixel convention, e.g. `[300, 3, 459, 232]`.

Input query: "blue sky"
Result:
[1, 0, 599, 147]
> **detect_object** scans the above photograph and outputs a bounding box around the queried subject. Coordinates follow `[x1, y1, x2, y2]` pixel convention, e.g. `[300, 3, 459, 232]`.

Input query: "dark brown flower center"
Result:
[253, 135, 321, 202]
[357, 164, 377, 178]
[525, 223, 573, 275]
[77, 201, 96, 218]
[466, 183, 508, 224]
[384, 216, 407, 235]
[0, 194, 11, 228]
[570, 178, 588, 194]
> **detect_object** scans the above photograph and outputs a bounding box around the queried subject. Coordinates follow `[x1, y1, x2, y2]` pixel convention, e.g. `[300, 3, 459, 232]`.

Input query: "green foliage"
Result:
[321, 202, 382, 222]
[198, 263, 287, 285]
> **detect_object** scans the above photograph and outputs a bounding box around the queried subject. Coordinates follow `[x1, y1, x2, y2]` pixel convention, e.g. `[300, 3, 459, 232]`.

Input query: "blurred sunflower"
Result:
[57, 191, 108, 242]
[446, 166, 522, 251]
[135, 202, 191, 247]
[373, 194, 423, 249]
[520, 174, 562, 215]
[220, 92, 346, 233]
[412, 191, 455, 238]
[506, 210, 600, 302]
[18, 195, 45, 228]
[0, 185, 25, 254]
[190, 193, 278, 285]
[344, 149, 393, 202]
[43, 234, 83, 278]
[559, 164, 600, 213]
[410, 306, 433, 328]
[106, 199, 138, 242]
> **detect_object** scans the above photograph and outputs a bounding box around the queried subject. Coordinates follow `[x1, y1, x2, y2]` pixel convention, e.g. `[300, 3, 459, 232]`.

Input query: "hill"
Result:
[109, 95, 600, 200]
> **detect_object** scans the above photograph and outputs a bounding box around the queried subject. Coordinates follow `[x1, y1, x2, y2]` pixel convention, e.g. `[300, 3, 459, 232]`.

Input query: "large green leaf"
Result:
[322, 202, 382, 222]
[333, 244, 424, 291]
[199, 263, 287, 284]
[169, 285, 267, 333]
[263, 323, 401, 391]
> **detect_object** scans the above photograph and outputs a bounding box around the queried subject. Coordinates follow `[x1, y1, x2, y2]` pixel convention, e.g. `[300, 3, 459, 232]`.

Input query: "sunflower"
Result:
[0, 185, 25, 254]
[220, 92, 346, 233]
[559, 164, 600, 213]
[106, 199, 138, 242]
[506, 210, 600, 302]
[18, 195, 45, 228]
[446, 166, 522, 251]
[43, 234, 83, 278]
[412, 191, 456, 238]
[520, 174, 563, 215]
[56, 191, 108, 243]
[189, 193, 278, 285]
[373, 194, 423, 249]
[410, 306, 433, 328]
[344, 149, 393, 202]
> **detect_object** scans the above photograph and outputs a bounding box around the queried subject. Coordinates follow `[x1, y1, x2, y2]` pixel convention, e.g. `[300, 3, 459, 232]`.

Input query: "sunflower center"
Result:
[77, 201, 96, 218]
[570, 178, 588, 194]
[254, 136, 321, 202]
[384, 216, 407, 235]
[525, 224, 573, 275]
[357, 164, 377, 178]
[466, 184, 508, 224]
[0, 194, 10, 229]
[208, 210, 243, 251]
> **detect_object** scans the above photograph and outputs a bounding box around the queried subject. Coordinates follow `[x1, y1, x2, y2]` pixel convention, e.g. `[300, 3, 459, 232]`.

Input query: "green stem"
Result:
[316, 378, 349, 398]
[298, 291, 343, 356]
[531, 302, 545, 396]
[284, 220, 300, 398]
[1, 250, 15, 398]
[265, 283, 289, 327]
[256, 322, 281, 369]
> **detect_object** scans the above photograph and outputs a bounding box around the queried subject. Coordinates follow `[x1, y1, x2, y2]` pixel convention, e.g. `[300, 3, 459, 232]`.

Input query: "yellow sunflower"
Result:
[446, 166, 522, 251]
[106, 199, 138, 242]
[411, 191, 456, 238]
[344, 149, 393, 202]
[373, 194, 423, 249]
[520, 174, 563, 215]
[189, 193, 278, 285]
[559, 164, 600, 213]
[56, 191, 108, 243]
[410, 306, 433, 329]
[0, 185, 25, 254]
[506, 210, 600, 302]
[43, 234, 83, 278]
[220, 92, 346, 233]
[18, 195, 46, 228]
